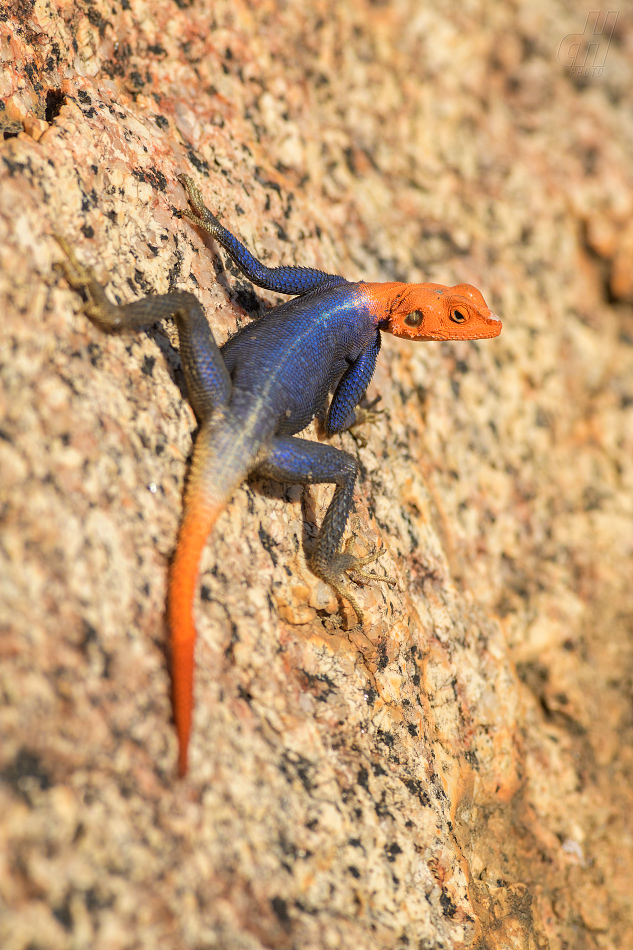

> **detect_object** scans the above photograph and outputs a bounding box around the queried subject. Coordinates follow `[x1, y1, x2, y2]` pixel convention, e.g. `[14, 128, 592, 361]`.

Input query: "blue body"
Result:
[220, 282, 381, 437]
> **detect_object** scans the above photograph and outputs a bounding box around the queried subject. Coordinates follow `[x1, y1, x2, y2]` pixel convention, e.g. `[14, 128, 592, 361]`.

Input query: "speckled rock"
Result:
[1, 2, 632, 949]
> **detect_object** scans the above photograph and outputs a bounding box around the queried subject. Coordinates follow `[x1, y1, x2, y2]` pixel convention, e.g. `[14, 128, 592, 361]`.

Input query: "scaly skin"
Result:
[54, 176, 501, 776]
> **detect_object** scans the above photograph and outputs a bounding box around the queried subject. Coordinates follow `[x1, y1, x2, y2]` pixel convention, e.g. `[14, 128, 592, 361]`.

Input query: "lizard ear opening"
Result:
[404, 310, 424, 327]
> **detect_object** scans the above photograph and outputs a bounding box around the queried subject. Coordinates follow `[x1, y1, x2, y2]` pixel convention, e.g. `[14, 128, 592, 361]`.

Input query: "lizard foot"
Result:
[313, 538, 396, 623]
[53, 234, 96, 292]
[177, 173, 223, 232]
[53, 235, 112, 325]
[347, 396, 388, 447]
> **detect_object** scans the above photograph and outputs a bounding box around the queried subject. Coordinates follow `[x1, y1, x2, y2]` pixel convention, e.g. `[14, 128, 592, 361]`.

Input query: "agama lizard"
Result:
[55, 174, 501, 776]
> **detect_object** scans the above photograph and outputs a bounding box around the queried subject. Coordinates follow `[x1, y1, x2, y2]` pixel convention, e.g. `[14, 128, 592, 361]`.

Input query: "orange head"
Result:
[364, 281, 501, 341]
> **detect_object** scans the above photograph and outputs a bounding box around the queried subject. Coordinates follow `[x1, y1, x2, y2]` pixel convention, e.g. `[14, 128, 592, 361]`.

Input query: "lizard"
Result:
[55, 174, 502, 776]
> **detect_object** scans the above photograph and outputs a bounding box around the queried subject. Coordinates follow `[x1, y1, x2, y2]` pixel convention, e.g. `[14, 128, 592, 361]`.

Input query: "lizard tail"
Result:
[169, 497, 223, 778]
[167, 419, 256, 777]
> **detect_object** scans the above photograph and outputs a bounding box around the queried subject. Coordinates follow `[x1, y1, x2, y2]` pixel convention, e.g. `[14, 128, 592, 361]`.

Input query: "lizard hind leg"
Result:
[54, 234, 232, 422]
[255, 436, 394, 624]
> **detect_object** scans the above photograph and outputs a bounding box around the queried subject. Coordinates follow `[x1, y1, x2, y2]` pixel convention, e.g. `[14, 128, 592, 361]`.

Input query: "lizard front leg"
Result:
[325, 336, 382, 436]
[178, 174, 347, 296]
[256, 436, 395, 622]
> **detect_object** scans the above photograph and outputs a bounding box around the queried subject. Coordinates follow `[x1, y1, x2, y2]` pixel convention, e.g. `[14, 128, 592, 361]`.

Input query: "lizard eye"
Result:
[404, 310, 423, 327]
[450, 309, 467, 323]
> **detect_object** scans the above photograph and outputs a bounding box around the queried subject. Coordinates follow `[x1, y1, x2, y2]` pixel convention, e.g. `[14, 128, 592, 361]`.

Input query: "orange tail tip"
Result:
[168, 499, 223, 777]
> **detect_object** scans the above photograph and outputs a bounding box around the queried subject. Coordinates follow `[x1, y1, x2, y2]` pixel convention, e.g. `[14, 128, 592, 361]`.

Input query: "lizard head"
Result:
[367, 282, 502, 341]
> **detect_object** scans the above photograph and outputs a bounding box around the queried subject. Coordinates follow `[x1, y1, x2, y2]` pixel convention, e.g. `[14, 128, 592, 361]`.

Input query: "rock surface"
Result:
[1, 1, 632, 948]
